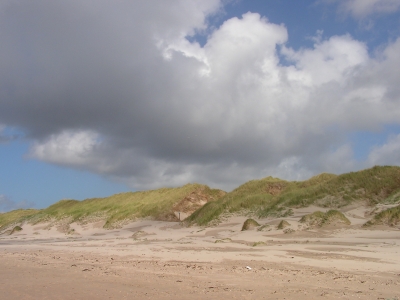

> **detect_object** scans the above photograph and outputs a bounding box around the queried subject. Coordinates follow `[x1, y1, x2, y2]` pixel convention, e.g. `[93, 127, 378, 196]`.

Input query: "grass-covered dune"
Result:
[364, 205, 400, 227]
[2, 165, 400, 230]
[0, 209, 39, 232]
[0, 184, 224, 230]
[187, 166, 400, 225]
[299, 210, 351, 228]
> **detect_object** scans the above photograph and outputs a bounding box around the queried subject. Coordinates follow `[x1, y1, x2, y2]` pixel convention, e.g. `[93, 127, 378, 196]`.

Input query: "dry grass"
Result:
[0, 184, 224, 230]
[300, 210, 350, 227]
[277, 220, 290, 229]
[3, 166, 400, 229]
[188, 166, 400, 225]
[364, 205, 400, 227]
[241, 219, 260, 231]
[0, 209, 39, 232]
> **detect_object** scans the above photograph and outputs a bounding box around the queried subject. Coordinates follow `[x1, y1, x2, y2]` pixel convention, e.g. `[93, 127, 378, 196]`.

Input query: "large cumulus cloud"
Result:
[1, 0, 400, 191]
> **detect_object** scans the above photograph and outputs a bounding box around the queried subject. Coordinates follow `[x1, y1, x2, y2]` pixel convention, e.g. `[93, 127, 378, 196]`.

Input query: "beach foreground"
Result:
[1, 214, 399, 299]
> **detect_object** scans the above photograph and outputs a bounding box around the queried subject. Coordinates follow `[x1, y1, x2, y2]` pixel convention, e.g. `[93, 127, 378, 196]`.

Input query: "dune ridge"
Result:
[1, 166, 400, 299]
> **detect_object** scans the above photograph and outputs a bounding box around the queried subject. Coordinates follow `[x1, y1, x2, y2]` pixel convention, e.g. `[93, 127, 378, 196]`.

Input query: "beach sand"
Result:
[1, 209, 400, 299]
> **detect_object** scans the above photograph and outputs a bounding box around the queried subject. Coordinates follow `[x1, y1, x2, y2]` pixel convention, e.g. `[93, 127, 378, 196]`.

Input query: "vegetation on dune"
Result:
[364, 205, 400, 227]
[10, 225, 23, 235]
[214, 238, 232, 243]
[186, 176, 286, 226]
[299, 211, 325, 227]
[277, 220, 290, 229]
[188, 166, 400, 225]
[0, 209, 39, 232]
[0, 184, 224, 230]
[252, 241, 266, 247]
[241, 218, 260, 231]
[299, 210, 350, 227]
[257, 224, 271, 231]
[2, 166, 400, 229]
[382, 191, 400, 204]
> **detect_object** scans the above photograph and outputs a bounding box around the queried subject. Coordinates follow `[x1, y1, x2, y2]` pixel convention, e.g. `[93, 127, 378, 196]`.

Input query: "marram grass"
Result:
[188, 166, 400, 225]
[2, 165, 400, 229]
[0, 184, 223, 230]
[241, 218, 260, 231]
[299, 210, 350, 227]
[0, 209, 39, 231]
[364, 205, 400, 227]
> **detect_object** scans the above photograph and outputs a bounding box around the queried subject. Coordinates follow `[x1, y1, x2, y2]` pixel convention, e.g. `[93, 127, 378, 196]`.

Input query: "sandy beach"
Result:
[2, 0, 400, 298]
[1, 209, 400, 299]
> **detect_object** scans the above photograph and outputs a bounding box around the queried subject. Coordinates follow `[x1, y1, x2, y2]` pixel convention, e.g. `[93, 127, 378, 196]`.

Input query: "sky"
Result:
[1, 0, 400, 211]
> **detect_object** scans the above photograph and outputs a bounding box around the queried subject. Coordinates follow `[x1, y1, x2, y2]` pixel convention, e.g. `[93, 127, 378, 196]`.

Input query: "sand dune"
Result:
[1, 208, 400, 299]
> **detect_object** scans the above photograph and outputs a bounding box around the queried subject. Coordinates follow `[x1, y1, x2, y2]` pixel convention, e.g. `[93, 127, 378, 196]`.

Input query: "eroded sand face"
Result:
[1, 211, 400, 299]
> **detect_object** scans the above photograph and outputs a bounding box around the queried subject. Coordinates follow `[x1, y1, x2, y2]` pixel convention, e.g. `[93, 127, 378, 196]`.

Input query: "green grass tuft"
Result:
[0, 209, 39, 232]
[3, 165, 400, 229]
[364, 205, 400, 227]
[189, 166, 400, 225]
[300, 210, 350, 227]
[10, 225, 23, 235]
[277, 220, 290, 229]
[241, 218, 260, 231]
[252, 241, 266, 247]
[1, 184, 224, 230]
[214, 238, 232, 243]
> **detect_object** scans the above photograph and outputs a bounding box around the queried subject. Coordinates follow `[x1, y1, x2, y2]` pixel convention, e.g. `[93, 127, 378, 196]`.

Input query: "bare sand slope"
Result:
[1, 213, 400, 299]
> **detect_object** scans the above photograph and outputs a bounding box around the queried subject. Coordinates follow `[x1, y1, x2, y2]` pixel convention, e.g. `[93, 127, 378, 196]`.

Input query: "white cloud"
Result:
[282, 34, 368, 86]
[0, 124, 20, 143]
[319, 145, 357, 173]
[0, 194, 35, 212]
[0, 124, 5, 142]
[367, 134, 400, 165]
[334, 0, 400, 18]
[0, 2, 400, 191]
[24, 12, 400, 189]
[30, 130, 101, 166]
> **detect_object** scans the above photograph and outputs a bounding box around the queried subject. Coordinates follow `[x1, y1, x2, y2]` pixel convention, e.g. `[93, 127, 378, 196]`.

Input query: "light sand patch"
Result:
[1, 216, 400, 299]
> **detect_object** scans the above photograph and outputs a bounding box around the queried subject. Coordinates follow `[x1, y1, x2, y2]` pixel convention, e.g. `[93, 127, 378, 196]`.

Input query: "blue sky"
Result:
[0, 141, 130, 210]
[1, 0, 400, 211]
